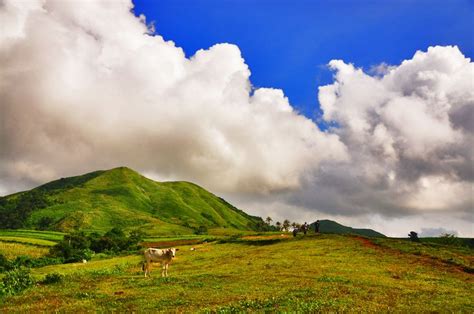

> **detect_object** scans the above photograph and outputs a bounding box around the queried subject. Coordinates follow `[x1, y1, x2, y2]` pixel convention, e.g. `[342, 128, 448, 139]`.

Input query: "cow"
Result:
[143, 247, 179, 277]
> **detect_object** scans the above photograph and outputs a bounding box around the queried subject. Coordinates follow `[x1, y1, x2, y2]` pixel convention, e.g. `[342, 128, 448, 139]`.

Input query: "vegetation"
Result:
[0, 167, 263, 235]
[0, 268, 35, 297]
[0, 242, 49, 260]
[408, 231, 420, 242]
[0, 230, 64, 242]
[49, 228, 144, 263]
[309, 219, 386, 237]
[0, 234, 472, 311]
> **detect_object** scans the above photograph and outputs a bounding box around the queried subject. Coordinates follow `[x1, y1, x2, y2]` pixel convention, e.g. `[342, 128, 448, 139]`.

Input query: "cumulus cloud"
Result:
[0, 0, 347, 195]
[298, 45, 474, 221]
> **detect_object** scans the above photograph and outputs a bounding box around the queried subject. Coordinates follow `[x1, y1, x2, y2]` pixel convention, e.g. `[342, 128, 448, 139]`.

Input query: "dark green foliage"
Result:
[1, 254, 63, 272]
[37, 216, 55, 230]
[50, 228, 144, 262]
[49, 232, 93, 262]
[0, 253, 14, 272]
[194, 225, 208, 235]
[11, 255, 64, 269]
[309, 219, 385, 237]
[408, 231, 420, 242]
[421, 237, 474, 249]
[0, 190, 50, 229]
[89, 227, 143, 253]
[41, 273, 64, 285]
[0, 267, 35, 296]
[37, 170, 104, 192]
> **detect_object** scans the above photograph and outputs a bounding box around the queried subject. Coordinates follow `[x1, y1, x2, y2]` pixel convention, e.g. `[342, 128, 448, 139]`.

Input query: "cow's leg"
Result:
[161, 262, 166, 277]
[165, 263, 169, 277]
[144, 262, 150, 277]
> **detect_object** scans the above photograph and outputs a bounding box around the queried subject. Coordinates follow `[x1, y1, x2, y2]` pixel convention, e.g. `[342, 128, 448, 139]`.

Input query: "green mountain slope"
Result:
[0, 167, 263, 235]
[310, 219, 385, 237]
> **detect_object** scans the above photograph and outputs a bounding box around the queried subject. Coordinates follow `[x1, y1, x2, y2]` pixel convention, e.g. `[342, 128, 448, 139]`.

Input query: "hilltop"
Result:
[0, 167, 262, 235]
[311, 219, 385, 237]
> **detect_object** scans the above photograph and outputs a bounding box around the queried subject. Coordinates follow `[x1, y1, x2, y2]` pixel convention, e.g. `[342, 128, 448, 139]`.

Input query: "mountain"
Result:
[310, 219, 386, 237]
[0, 167, 263, 235]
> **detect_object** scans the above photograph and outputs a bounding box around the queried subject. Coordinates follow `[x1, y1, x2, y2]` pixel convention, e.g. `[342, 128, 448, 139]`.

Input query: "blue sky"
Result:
[132, 0, 474, 121]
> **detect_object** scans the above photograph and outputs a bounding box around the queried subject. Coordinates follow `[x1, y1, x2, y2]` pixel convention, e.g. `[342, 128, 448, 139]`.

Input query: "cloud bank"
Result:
[0, 0, 472, 235]
[308, 46, 473, 219]
[0, 0, 346, 194]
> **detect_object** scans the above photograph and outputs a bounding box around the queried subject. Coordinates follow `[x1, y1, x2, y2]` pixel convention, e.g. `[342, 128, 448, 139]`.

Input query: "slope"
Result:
[310, 219, 385, 237]
[0, 167, 262, 235]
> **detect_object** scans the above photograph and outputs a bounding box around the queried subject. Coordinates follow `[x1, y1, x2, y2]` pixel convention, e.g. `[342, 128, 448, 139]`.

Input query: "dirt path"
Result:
[351, 235, 474, 278]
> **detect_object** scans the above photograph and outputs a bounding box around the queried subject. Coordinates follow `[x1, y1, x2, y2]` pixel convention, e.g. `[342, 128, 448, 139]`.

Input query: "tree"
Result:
[265, 216, 273, 226]
[291, 222, 297, 229]
[37, 217, 55, 231]
[282, 219, 291, 232]
[408, 231, 419, 242]
[275, 221, 281, 231]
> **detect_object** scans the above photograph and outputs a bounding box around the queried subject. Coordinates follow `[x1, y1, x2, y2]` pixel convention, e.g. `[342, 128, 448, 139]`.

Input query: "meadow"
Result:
[0, 232, 472, 312]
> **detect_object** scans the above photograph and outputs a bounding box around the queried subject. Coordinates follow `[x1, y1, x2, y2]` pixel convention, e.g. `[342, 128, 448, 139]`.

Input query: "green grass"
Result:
[0, 242, 49, 259]
[1, 167, 262, 235]
[1, 234, 472, 312]
[373, 237, 474, 272]
[0, 237, 57, 247]
[0, 230, 64, 242]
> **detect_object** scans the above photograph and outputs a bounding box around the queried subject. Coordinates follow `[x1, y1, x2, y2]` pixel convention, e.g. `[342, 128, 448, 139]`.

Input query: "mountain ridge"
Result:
[310, 219, 385, 237]
[0, 167, 263, 235]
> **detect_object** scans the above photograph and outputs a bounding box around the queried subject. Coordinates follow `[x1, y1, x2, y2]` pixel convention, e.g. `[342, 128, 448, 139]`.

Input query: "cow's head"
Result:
[168, 248, 179, 258]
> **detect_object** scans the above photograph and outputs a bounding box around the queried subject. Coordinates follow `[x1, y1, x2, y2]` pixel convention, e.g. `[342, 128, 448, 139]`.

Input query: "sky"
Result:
[133, 0, 474, 121]
[0, 0, 473, 237]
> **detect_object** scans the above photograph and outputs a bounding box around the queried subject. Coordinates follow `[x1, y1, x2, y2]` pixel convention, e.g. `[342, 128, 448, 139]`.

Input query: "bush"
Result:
[41, 273, 63, 285]
[49, 228, 144, 262]
[408, 231, 419, 242]
[194, 225, 208, 235]
[0, 253, 13, 272]
[0, 268, 35, 296]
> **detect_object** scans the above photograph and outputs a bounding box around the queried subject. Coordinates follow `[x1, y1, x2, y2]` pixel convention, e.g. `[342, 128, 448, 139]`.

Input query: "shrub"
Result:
[0, 268, 35, 296]
[0, 253, 13, 272]
[408, 231, 419, 242]
[41, 273, 63, 284]
[195, 225, 208, 235]
[11, 255, 64, 269]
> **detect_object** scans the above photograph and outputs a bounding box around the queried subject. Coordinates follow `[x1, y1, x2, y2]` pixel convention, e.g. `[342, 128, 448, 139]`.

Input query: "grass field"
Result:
[0, 242, 50, 260]
[0, 230, 64, 242]
[1, 234, 472, 312]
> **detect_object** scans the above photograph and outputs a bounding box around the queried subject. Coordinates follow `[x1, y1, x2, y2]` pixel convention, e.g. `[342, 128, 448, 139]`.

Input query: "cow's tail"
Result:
[140, 261, 146, 271]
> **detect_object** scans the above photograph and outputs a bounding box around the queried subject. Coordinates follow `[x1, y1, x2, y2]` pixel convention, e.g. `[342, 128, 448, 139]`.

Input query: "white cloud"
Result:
[0, 0, 347, 195]
[307, 45, 474, 223]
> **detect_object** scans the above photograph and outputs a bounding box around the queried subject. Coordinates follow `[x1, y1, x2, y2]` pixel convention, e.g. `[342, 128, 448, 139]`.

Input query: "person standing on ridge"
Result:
[315, 220, 320, 233]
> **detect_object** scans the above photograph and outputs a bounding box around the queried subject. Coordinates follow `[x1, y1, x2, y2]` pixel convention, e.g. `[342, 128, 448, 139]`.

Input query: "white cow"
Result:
[143, 247, 179, 277]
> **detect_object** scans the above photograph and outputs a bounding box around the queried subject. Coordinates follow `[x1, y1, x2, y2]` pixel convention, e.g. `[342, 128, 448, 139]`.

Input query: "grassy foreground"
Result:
[1, 234, 473, 312]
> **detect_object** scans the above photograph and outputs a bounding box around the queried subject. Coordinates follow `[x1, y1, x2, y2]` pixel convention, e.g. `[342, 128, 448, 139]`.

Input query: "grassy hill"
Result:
[0, 167, 262, 235]
[1, 234, 472, 312]
[310, 219, 385, 237]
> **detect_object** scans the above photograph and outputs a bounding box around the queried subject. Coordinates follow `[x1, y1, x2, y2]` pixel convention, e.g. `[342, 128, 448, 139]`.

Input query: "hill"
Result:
[310, 219, 385, 237]
[0, 167, 263, 235]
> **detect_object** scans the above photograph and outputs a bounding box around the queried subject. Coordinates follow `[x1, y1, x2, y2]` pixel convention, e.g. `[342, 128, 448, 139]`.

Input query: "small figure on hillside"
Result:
[292, 228, 298, 237]
[315, 220, 320, 233]
[302, 222, 308, 235]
